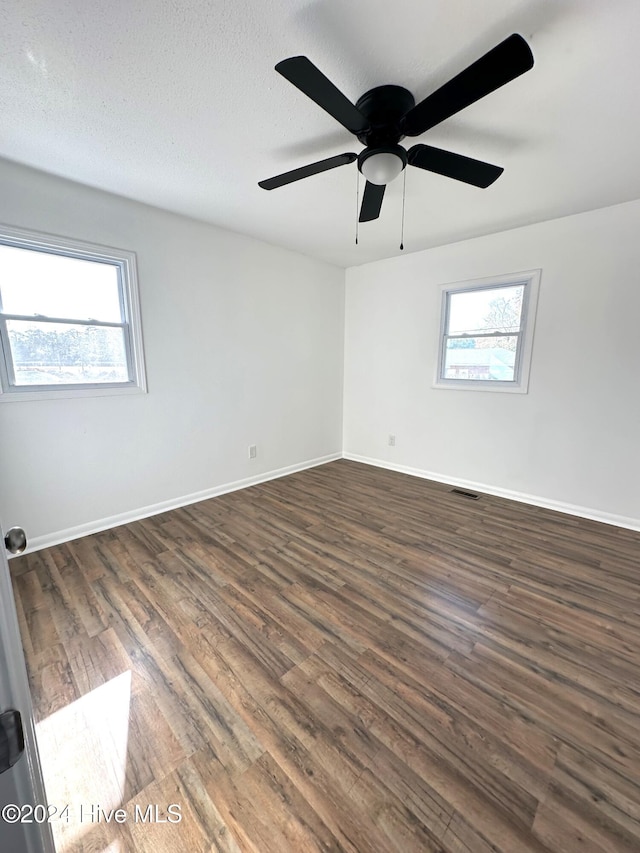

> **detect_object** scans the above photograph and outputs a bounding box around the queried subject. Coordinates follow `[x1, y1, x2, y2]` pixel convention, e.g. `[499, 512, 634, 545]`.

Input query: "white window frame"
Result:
[0, 224, 147, 402]
[434, 269, 541, 393]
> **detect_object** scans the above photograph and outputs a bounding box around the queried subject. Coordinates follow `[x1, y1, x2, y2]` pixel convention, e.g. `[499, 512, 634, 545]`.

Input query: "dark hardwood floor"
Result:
[10, 459, 640, 852]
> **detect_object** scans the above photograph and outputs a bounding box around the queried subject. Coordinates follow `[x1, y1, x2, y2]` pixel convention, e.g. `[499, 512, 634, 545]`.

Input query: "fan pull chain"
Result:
[355, 167, 360, 245]
[400, 167, 406, 251]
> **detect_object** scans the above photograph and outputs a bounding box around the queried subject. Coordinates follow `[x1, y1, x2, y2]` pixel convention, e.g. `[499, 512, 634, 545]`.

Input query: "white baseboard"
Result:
[19, 449, 639, 555]
[21, 453, 342, 555]
[343, 452, 640, 532]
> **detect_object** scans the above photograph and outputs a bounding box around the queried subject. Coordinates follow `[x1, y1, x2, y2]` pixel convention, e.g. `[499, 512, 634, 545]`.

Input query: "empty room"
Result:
[1, 1, 639, 851]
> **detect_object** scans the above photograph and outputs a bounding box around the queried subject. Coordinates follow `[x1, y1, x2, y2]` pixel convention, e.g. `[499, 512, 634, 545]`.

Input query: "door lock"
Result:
[0, 709, 25, 774]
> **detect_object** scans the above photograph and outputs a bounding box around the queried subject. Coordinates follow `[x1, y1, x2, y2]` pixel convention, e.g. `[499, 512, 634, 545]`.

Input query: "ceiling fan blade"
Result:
[359, 181, 386, 222]
[408, 144, 503, 187]
[259, 153, 357, 190]
[402, 34, 534, 137]
[276, 56, 370, 135]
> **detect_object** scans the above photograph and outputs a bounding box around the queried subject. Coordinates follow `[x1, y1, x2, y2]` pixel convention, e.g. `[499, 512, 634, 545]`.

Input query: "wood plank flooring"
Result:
[10, 459, 640, 852]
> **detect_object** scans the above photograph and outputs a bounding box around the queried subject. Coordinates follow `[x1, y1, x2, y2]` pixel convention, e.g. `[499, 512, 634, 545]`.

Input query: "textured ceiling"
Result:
[1, 0, 640, 268]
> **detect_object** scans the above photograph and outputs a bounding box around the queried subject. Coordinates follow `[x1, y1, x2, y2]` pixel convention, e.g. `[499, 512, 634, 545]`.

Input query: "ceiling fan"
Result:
[259, 34, 534, 223]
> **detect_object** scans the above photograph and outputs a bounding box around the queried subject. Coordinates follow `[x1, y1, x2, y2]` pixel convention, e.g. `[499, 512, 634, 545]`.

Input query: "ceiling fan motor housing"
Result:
[355, 85, 415, 184]
[355, 84, 416, 148]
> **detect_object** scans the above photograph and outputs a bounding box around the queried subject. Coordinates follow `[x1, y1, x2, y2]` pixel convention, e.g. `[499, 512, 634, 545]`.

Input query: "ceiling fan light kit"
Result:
[358, 145, 407, 185]
[260, 34, 534, 229]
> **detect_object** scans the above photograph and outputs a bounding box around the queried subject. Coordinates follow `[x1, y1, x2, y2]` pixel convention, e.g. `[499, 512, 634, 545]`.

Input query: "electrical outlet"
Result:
[388, 434, 396, 446]
[248, 444, 257, 459]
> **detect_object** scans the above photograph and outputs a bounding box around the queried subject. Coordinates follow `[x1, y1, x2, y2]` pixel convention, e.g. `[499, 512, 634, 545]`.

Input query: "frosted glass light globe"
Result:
[360, 152, 405, 185]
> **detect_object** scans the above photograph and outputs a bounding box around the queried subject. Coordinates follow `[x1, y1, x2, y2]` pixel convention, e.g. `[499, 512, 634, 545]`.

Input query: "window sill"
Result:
[432, 379, 529, 393]
[0, 384, 147, 403]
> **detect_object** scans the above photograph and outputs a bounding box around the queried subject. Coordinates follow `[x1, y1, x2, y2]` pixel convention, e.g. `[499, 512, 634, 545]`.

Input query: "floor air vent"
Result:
[450, 487, 480, 500]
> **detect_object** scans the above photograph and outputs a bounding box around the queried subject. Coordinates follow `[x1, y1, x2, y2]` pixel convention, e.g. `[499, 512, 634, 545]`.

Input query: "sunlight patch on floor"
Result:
[35, 671, 131, 851]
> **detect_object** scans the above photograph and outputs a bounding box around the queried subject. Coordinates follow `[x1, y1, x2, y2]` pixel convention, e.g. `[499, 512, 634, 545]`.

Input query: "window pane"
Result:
[7, 320, 129, 385]
[443, 336, 518, 381]
[448, 285, 524, 335]
[0, 244, 123, 322]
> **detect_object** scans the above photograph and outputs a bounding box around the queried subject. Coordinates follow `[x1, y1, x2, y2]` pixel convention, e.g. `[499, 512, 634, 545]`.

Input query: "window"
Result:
[435, 269, 541, 392]
[0, 225, 146, 400]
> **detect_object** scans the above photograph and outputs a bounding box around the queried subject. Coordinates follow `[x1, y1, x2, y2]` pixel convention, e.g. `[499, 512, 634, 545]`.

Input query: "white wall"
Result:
[344, 199, 640, 529]
[0, 158, 345, 548]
